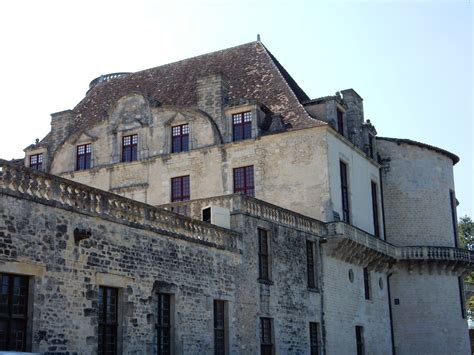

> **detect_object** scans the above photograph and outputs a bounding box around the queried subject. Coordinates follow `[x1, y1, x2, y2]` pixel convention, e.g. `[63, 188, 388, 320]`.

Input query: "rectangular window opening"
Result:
[29, 153, 43, 170]
[371, 181, 380, 238]
[233, 165, 254, 197]
[171, 124, 189, 153]
[171, 175, 190, 202]
[214, 300, 226, 355]
[258, 229, 270, 282]
[340, 161, 350, 223]
[98, 286, 118, 355]
[232, 112, 252, 141]
[337, 109, 344, 135]
[76, 143, 92, 170]
[260, 317, 273, 355]
[157, 293, 171, 355]
[0, 273, 29, 352]
[450, 190, 458, 247]
[355, 326, 365, 355]
[363, 268, 371, 300]
[306, 241, 317, 289]
[309, 322, 321, 355]
[122, 134, 138, 162]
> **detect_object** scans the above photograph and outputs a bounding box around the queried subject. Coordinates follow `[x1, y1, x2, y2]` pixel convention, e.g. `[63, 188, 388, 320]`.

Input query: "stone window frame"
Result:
[98, 286, 119, 355]
[339, 159, 351, 224]
[213, 299, 229, 355]
[171, 123, 190, 153]
[260, 317, 274, 355]
[0, 262, 45, 353]
[224, 104, 260, 143]
[306, 240, 319, 291]
[95, 273, 129, 355]
[257, 228, 273, 284]
[363, 267, 371, 301]
[309, 322, 322, 355]
[152, 282, 177, 355]
[25, 148, 47, 171]
[163, 116, 195, 155]
[233, 165, 255, 197]
[76, 142, 93, 171]
[121, 133, 139, 162]
[115, 129, 145, 164]
[170, 175, 190, 202]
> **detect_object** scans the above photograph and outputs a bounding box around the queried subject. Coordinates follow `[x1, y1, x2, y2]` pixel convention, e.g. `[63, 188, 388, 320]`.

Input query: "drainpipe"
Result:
[387, 273, 396, 355]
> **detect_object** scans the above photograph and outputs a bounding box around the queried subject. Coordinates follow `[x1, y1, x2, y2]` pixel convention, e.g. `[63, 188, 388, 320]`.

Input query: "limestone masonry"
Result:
[0, 41, 471, 354]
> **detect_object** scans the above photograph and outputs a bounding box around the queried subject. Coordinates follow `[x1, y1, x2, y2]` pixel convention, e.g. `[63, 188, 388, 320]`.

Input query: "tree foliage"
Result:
[459, 215, 474, 250]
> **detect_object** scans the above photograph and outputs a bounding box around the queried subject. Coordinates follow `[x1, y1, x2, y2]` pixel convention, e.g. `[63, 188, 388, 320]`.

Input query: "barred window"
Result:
[29, 153, 43, 170]
[258, 229, 270, 282]
[98, 286, 118, 355]
[171, 124, 189, 153]
[309, 322, 321, 355]
[260, 317, 273, 355]
[233, 111, 252, 141]
[233, 166, 254, 197]
[214, 300, 226, 355]
[76, 143, 92, 170]
[171, 176, 190, 202]
[122, 134, 138, 162]
[306, 241, 317, 289]
[0, 273, 29, 351]
[157, 293, 171, 355]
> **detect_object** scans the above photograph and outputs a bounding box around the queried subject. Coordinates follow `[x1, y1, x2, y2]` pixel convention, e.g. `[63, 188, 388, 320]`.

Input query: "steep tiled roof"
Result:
[49, 42, 323, 143]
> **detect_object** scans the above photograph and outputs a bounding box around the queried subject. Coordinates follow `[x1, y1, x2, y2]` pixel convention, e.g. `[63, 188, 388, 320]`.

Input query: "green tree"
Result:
[459, 215, 474, 250]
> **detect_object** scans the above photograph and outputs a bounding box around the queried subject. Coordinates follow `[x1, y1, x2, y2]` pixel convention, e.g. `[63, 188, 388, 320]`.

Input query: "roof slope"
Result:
[68, 41, 322, 136]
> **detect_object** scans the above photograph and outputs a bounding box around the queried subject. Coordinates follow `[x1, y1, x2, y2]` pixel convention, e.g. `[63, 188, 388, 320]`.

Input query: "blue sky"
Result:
[0, 0, 472, 216]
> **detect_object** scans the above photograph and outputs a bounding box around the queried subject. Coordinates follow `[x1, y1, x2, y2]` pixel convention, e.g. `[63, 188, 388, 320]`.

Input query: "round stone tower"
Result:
[377, 137, 470, 355]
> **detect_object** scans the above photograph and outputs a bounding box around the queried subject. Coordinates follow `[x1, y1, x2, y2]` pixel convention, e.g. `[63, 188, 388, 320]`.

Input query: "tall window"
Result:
[171, 175, 190, 202]
[371, 181, 380, 238]
[98, 286, 118, 355]
[157, 293, 171, 355]
[76, 143, 92, 170]
[309, 322, 321, 355]
[450, 190, 458, 247]
[368, 134, 374, 159]
[260, 318, 273, 355]
[171, 124, 189, 153]
[355, 326, 365, 355]
[0, 273, 28, 351]
[214, 300, 226, 355]
[340, 161, 350, 223]
[258, 229, 270, 282]
[232, 111, 252, 141]
[363, 268, 371, 300]
[233, 166, 254, 197]
[122, 134, 138, 162]
[458, 278, 467, 319]
[306, 241, 317, 289]
[337, 109, 344, 135]
[29, 153, 43, 170]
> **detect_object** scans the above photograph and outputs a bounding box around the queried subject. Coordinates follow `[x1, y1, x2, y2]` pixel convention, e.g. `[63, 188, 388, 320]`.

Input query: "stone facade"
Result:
[1, 41, 471, 354]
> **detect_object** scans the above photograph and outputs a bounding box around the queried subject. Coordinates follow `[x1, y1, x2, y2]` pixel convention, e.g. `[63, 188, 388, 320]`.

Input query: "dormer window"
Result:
[232, 111, 252, 141]
[29, 153, 43, 170]
[76, 143, 92, 170]
[337, 109, 344, 135]
[122, 134, 138, 162]
[171, 124, 189, 153]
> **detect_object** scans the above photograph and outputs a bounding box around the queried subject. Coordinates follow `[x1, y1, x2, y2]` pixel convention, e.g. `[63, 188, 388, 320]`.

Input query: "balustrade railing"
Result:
[88, 72, 131, 89]
[0, 159, 240, 250]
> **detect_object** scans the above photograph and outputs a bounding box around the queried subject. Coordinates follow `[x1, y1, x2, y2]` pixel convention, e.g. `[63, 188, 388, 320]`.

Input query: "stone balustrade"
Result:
[0, 159, 240, 251]
[398, 245, 474, 263]
[88, 72, 131, 89]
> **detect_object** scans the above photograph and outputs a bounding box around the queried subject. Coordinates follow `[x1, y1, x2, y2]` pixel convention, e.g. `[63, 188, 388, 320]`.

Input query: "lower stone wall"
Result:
[390, 266, 470, 355]
[0, 194, 240, 354]
[322, 256, 392, 355]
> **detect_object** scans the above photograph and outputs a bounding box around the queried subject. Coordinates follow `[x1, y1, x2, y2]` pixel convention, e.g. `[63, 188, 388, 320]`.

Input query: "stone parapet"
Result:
[0, 159, 241, 252]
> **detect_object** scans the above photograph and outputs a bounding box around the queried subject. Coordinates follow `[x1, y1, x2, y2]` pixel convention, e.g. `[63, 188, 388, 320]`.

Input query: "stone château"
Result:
[0, 41, 471, 354]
